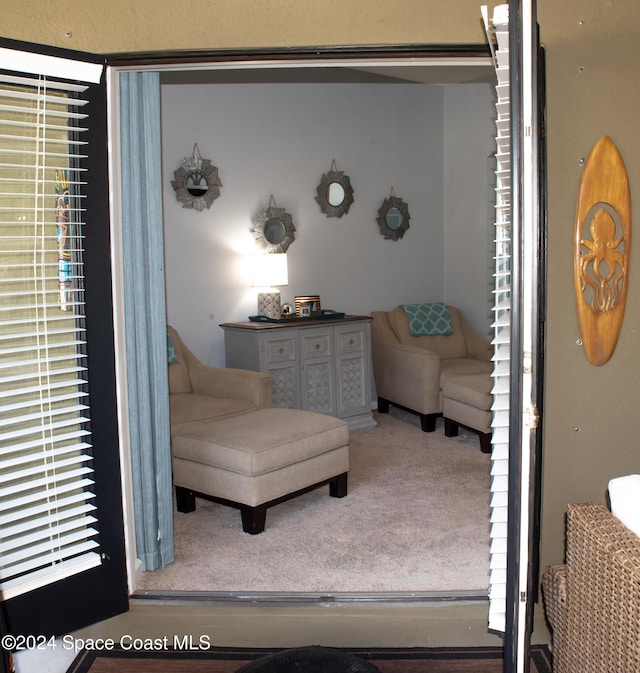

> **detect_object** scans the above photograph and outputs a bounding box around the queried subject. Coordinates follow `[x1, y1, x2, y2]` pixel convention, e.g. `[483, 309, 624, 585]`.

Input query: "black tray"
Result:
[249, 311, 345, 324]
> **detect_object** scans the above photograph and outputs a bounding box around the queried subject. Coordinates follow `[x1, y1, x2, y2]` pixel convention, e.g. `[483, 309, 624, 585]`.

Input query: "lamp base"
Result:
[257, 291, 281, 318]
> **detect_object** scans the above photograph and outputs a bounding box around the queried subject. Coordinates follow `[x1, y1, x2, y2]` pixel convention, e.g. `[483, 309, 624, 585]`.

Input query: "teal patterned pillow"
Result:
[167, 333, 178, 365]
[403, 303, 453, 336]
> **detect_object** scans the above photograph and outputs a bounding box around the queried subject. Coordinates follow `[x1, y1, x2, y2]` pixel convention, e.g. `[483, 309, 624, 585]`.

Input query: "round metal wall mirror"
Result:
[251, 195, 296, 253]
[377, 190, 410, 241]
[171, 144, 222, 211]
[315, 160, 354, 218]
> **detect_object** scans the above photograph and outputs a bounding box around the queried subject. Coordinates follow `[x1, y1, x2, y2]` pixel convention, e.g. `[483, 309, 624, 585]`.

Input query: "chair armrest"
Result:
[371, 312, 442, 413]
[190, 363, 272, 410]
[379, 345, 442, 413]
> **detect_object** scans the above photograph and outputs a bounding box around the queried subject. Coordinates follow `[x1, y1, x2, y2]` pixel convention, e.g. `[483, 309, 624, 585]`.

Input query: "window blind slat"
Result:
[0, 332, 84, 358]
[0, 536, 100, 581]
[0, 447, 91, 480]
[0, 477, 95, 512]
[0, 132, 87, 147]
[0, 377, 89, 399]
[0, 103, 87, 121]
[0, 431, 92, 456]
[0, 353, 87, 370]
[1, 502, 96, 540]
[0, 366, 88, 386]
[0, 515, 98, 557]
[0, 488, 93, 527]
[0, 72, 90, 93]
[0, 393, 89, 416]
[0, 86, 89, 107]
[0, 438, 91, 468]
[0, 466, 93, 501]
[0, 551, 101, 602]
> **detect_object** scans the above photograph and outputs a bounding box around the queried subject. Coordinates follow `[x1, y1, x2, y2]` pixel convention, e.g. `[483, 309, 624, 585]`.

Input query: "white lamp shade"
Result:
[252, 253, 288, 288]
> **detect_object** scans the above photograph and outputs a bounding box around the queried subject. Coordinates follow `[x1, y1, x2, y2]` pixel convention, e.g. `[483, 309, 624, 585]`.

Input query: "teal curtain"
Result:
[120, 71, 174, 570]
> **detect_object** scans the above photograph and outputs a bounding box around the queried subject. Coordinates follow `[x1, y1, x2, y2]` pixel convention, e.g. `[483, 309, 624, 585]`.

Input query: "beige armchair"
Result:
[542, 502, 640, 673]
[167, 325, 272, 431]
[370, 305, 492, 431]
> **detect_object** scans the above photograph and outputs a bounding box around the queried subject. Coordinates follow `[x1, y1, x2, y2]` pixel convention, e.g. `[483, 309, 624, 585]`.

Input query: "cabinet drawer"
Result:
[336, 326, 365, 354]
[301, 331, 332, 359]
[264, 336, 297, 364]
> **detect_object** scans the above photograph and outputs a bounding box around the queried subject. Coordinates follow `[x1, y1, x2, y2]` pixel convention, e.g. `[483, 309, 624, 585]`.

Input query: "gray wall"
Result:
[161, 81, 495, 366]
[443, 84, 497, 339]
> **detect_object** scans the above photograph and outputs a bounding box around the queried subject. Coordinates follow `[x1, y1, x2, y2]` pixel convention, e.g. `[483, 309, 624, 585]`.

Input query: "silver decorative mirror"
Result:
[171, 144, 222, 211]
[377, 188, 410, 241]
[251, 195, 296, 253]
[315, 160, 354, 218]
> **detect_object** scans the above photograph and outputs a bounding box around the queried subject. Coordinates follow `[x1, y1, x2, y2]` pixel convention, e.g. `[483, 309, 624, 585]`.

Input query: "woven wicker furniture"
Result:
[542, 502, 640, 673]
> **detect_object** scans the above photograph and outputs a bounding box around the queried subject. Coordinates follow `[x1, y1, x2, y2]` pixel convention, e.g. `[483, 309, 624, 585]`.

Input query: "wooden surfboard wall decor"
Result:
[574, 135, 631, 365]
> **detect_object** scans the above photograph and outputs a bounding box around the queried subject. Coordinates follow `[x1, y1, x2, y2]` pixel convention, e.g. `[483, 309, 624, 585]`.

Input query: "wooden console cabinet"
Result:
[220, 316, 376, 430]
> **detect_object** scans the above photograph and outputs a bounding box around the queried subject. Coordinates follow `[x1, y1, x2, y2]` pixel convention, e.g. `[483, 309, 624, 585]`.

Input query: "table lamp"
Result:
[252, 253, 288, 318]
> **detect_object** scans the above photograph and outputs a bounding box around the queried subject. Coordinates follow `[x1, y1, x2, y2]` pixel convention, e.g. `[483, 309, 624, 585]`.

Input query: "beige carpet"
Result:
[135, 409, 491, 595]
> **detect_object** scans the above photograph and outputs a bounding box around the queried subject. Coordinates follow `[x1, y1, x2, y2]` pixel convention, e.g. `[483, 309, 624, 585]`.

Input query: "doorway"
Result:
[110, 48, 499, 600]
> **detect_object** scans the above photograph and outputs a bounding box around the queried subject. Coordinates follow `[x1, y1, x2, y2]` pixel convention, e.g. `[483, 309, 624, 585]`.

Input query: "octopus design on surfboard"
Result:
[574, 135, 631, 365]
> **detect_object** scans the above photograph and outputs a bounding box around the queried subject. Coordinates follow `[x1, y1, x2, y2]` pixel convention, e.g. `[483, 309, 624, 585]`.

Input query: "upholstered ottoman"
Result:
[171, 407, 349, 534]
[442, 373, 492, 453]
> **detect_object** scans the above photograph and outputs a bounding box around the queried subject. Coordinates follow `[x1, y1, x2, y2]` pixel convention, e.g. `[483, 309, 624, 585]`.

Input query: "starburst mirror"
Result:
[251, 195, 296, 253]
[315, 159, 354, 218]
[171, 144, 222, 211]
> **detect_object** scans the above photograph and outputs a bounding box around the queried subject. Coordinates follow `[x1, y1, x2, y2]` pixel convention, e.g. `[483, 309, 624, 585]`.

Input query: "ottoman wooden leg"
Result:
[175, 486, 196, 513]
[330, 472, 348, 498]
[444, 417, 459, 437]
[479, 432, 492, 454]
[241, 505, 267, 535]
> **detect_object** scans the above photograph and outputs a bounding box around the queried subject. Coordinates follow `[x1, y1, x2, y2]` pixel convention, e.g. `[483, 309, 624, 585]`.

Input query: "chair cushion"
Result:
[609, 474, 640, 538]
[170, 393, 256, 428]
[388, 305, 468, 359]
[171, 408, 349, 477]
[443, 373, 492, 410]
[440, 359, 493, 387]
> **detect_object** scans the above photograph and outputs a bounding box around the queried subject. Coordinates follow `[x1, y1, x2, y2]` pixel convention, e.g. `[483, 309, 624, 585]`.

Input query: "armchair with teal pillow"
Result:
[370, 305, 492, 431]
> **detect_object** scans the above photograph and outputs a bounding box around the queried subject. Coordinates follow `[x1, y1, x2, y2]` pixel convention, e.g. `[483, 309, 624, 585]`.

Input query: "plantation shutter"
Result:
[0, 40, 128, 636]
[483, 4, 511, 634]
[483, 5, 545, 670]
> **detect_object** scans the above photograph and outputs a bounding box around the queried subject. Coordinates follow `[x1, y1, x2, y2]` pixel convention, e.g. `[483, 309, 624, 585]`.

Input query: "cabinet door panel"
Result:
[301, 360, 335, 414]
[268, 364, 299, 408]
[336, 354, 368, 414]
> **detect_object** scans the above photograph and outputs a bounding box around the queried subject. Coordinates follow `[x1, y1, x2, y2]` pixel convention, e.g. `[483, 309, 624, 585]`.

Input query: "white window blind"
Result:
[482, 3, 511, 634]
[0, 64, 103, 600]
